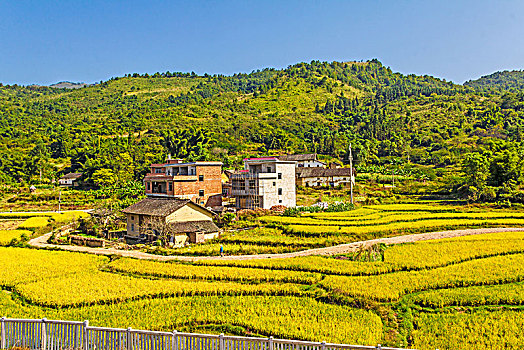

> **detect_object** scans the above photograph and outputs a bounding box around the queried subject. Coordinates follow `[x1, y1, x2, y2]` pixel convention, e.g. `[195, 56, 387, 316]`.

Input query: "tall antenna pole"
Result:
[349, 144, 354, 205]
[392, 160, 395, 188]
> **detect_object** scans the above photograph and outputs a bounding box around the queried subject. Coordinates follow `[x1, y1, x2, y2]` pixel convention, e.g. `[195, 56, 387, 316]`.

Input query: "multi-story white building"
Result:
[231, 157, 296, 209]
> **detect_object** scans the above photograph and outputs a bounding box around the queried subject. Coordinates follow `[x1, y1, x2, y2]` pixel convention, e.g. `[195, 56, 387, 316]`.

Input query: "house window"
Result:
[131, 216, 134, 220]
[199, 189, 205, 196]
[131, 223, 135, 231]
[267, 167, 272, 173]
[199, 175, 204, 181]
[279, 200, 282, 203]
[146, 182, 150, 190]
[155, 168, 162, 173]
[168, 182, 173, 191]
[278, 188, 283, 195]
[278, 173, 282, 179]
[273, 182, 276, 186]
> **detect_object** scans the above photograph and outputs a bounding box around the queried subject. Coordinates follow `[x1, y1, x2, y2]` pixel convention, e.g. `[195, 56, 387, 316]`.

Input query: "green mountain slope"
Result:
[465, 70, 524, 92]
[0, 60, 523, 202]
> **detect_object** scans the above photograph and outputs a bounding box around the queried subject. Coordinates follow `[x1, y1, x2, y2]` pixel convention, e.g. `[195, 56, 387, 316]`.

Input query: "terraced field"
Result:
[2, 203, 524, 349]
[179, 203, 524, 256]
[0, 211, 89, 245]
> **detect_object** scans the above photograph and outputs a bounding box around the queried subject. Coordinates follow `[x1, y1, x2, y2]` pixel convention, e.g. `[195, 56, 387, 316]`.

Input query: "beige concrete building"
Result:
[231, 157, 296, 209]
[122, 197, 219, 245]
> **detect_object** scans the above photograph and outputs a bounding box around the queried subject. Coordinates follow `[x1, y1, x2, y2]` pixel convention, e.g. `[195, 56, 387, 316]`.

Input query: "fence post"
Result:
[268, 336, 273, 350]
[219, 333, 224, 350]
[74, 321, 81, 350]
[172, 330, 177, 350]
[127, 328, 132, 350]
[83, 320, 89, 350]
[41, 318, 47, 350]
[1, 317, 5, 350]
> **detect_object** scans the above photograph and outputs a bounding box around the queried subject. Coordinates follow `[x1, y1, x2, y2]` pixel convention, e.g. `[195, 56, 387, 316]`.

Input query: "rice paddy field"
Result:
[167, 202, 524, 256]
[2, 203, 524, 349]
[0, 211, 89, 245]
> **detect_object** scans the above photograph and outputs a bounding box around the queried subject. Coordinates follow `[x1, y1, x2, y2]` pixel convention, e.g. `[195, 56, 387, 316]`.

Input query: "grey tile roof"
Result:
[278, 154, 319, 162]
[296, 168, 353, 178]
[122, 198, 190, 216]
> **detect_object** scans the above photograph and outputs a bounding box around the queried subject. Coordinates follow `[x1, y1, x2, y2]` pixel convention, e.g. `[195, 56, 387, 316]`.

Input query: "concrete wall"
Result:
[298, 175, 351, 187]
[258, 162, 296, 209]
[165, 204, 213, 224]
[126, 213, 141, 237]
[173, 234, 188, 247]
[274, 162, 296, 208]
[204, 231, 219, 241]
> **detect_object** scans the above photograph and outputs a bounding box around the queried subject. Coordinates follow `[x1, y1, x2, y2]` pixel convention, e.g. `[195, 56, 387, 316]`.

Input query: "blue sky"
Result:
[1, 0, 524, 85]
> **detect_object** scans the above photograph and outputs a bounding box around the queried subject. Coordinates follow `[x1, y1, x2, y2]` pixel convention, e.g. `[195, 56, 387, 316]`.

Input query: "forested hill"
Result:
[0, 59, 524, 202]
[465, 70, 524, 92]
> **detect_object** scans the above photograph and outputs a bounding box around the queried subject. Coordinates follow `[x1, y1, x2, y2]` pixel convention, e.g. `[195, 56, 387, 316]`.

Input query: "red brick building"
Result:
[143, 158, 223, 207]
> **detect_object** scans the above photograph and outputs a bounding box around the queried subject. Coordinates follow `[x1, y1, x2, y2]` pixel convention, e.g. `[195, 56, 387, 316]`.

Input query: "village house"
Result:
[296, 167, 355, 188]
[231, 157, 296, 209]
[143, 157, 223, 208]
[58, 173, 83, 187]
[278, 153, 326, 168]
[122, 197, 219, 246]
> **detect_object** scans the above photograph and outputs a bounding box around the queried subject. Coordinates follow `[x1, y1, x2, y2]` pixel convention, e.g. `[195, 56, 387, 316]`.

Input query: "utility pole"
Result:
[349, 144, 354, 205]
[391, 160, 395, 188]
[58, 188, 62, 213]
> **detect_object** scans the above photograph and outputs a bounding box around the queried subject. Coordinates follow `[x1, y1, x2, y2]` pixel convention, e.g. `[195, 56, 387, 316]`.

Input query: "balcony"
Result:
[172, 175, 198, 182]
[144, 173, 198, 182]
[231, 172, 276, 180]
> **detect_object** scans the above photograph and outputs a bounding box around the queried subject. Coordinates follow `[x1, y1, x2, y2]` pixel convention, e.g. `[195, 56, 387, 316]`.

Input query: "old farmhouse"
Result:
[296, 167, 355, 188]
[58, 173, 83, 187]
[122, 197, 219, 246]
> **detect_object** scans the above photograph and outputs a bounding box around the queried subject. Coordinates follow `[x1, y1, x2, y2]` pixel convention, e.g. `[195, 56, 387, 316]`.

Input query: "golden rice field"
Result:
[2, 203, 524, 349]
[0, 229, 32, 245]
[0, 211, 89, 242]
[199, 203, 524, 256]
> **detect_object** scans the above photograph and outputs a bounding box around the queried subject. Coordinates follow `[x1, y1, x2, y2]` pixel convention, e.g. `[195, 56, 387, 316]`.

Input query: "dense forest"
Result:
[1, 59, 523, 202]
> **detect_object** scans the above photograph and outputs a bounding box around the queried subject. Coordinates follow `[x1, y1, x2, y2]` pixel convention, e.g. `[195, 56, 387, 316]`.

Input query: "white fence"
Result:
[0, 318, 413, 350]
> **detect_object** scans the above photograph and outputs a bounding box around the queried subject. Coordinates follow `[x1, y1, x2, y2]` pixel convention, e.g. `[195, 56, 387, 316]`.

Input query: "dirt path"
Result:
[28, 227, 524, 262]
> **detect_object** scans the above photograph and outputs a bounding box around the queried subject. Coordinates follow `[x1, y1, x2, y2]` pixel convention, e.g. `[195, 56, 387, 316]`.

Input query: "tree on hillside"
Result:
[462, 153, 490, 190]
[488, 149, 523, 188]
[92, 169, 117, 187]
